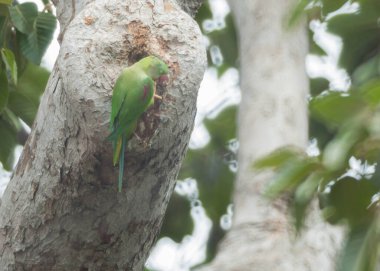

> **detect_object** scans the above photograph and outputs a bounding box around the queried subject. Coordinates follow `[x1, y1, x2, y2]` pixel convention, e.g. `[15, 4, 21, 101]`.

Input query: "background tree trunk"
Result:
[198, 0, 343, 270]
[0, 0, 206, 270]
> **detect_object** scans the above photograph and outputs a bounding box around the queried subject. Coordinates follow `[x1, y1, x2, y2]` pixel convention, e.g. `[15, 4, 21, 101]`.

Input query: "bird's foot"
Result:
[154, 82, 163, 101]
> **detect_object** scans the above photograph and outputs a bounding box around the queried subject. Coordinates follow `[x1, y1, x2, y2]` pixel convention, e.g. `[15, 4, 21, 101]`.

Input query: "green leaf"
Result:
[16, 62, 49, 98]
[2, 106, 21, 131]
[309, 42, 327, 57]
[323, 122, 366, 171]
[311, 92, 366, 127]
[0, 68, 8, 113]
[0, 5, 9, 16]
[7, 90, 38, 126]
[351, 54, 380, 86]
[0, 116, 17, 170]
[159, 193, 193, 242]
[360, 79, 380, 106]
[4, 63, 49, 130]
[293, 172, 322, 231]
[321, 177, 377, 226]
[204, 106, 237, 145]
[310, 117, 336, 150]
[1, 48, 17, 85]
[0, 0, 12, 5]
[309, 28, 327, 57]
[8, 2, 38, 34]
[338, 220, 380, 271]
[287, 0, 309, 27]
[321, 0, 346, 16]
[0, 14, 9, 48]
[309, 77, 329, 97]
[19, 11, 56, 65]
[195, 0, 212, 25]
[327, 2, 380, 73]
[265, 158, 319, 199]
[254, 147, 304, 169]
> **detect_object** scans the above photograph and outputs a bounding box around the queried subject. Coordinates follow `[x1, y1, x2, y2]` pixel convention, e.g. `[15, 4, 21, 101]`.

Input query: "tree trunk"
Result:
[198, 1, 343, 270]
[0, 0, 206, 270]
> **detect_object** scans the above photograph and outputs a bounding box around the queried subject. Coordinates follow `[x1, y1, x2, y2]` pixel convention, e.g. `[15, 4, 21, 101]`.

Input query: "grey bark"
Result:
[0, 0, 206, 270]
[198, 0, 342, 270]
[176, 0, 205, 17]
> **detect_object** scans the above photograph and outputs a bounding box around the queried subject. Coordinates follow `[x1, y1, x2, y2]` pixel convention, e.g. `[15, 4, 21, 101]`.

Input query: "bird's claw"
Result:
[154, 94, 163, 100]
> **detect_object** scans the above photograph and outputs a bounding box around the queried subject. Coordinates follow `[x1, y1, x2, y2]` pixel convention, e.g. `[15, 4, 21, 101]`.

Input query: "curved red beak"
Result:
[157, 74, 169, 86]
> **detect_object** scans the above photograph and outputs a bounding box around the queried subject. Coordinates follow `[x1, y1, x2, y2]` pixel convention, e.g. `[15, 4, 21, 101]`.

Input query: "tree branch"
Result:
[0, 0, 206, 270]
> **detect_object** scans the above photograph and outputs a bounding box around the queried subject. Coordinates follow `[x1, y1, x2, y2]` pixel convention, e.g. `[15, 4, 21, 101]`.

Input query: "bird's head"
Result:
[138, 56, 169, 84]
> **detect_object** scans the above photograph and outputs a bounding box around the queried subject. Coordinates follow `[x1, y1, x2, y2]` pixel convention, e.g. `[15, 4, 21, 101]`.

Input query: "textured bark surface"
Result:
[0, 0, 206, 270]
[176, 0, 205, 17]
[198, 1, 343, 270]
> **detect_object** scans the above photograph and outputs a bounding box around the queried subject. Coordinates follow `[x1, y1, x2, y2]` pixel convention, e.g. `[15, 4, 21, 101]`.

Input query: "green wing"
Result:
[109, 75, 154, 141]
[109, 68, 132, 130]
[109, 75, 153, 166]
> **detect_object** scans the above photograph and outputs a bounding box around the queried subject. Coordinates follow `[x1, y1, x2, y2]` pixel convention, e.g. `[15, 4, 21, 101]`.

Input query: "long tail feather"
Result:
[118, 136, 126, 192]
[113, 136, 123, 166]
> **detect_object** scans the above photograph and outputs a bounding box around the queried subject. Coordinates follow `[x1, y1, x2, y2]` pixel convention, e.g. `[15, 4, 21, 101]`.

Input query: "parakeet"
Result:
[108, 56, 169, 192]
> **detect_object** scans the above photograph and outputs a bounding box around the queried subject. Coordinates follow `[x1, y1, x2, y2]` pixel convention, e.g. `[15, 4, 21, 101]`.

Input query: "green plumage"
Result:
[108, 56, 169, 192]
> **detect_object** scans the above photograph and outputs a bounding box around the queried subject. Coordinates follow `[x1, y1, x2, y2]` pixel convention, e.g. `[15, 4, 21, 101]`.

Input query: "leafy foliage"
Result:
[160, 193, 194, 242]
[328, 1, 380, 74]
[9, 2, 39, 34]
[180, 107, 236, 259]
[161, 106, 237, 261]
[338, 219, 380, 271]
[19, 11, 56, 64]
[256, 80, 380, 267]
[0, 111, 17, 170]
[0, 1, 55, 169]
[257, 0, 380, 269]
[0, 68, 8, 113]
[1, 48, 17, 85]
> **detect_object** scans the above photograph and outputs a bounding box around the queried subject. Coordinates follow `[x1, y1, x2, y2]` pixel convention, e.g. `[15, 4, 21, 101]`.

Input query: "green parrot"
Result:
[108, 56, 169, 192]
